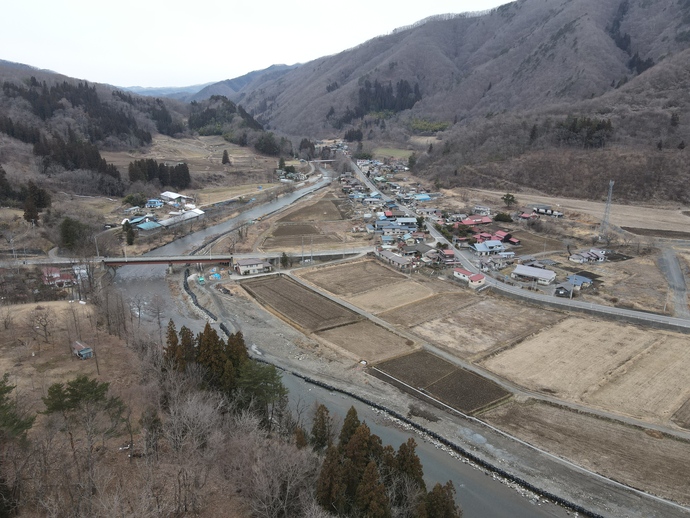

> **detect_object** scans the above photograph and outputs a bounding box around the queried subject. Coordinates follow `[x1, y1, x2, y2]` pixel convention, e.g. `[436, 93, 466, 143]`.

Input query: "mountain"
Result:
[227, 0, 690, 138]
[123, 83, 217, 99]
[188, 64, 300, 102]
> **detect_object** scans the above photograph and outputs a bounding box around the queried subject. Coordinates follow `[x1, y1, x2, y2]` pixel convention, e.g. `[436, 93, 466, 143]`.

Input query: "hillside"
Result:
[227, 0, 690, 139]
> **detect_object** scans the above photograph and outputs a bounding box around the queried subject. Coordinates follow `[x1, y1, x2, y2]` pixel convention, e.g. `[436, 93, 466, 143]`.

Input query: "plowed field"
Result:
[375, 351, 510, 414]
[299, 260, 405, 296]
[241, 276, 360, 332]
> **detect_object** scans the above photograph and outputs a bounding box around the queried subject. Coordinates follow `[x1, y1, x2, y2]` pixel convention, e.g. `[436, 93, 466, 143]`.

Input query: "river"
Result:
[112, 177, 576, 517]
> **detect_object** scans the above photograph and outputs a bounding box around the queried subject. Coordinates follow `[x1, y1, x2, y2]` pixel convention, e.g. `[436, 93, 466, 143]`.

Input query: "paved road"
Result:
[658, 247, 690, 319]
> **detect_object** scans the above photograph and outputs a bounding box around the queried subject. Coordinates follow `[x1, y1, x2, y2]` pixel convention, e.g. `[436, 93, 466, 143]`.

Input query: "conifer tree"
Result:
[426, 481, 462, 518]
[226, 331, 249, 371]
[397, 437, 426, 492]
[338, 406, 361, 449]
[23, 195, 39, 224]
[355, 461, 391, 518]
[178, 325, 197, 369]
[164, 319, 182, 370]
[310, 404, 333, 452]
[222, 149, 230, 164]
[196, 322, 226, 383]
[316, 445, 347, 514]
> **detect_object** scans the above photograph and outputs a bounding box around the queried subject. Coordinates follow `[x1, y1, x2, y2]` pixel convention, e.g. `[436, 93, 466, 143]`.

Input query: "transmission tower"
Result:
[600, 180, 615, 240]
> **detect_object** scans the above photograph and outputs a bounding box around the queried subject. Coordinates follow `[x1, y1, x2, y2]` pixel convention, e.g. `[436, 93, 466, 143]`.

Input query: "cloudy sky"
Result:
[3, 0, 509, 88]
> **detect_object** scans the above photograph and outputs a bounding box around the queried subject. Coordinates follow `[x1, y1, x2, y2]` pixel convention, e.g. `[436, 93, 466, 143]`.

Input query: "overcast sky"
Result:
[3, 0, 510, 88]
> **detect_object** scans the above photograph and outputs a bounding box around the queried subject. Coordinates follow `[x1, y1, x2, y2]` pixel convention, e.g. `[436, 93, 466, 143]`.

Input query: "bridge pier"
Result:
[168, 262, 174, 274]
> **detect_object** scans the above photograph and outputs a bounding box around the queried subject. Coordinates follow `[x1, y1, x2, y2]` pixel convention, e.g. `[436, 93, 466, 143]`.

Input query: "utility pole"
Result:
[600, 180, 615, 241]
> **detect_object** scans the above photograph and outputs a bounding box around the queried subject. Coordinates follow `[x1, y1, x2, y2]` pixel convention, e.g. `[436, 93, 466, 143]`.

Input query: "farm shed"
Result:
[234, 258, 273, 276]
[511, 264, 557, 285]
[376, 250, 411, 270]
[71, 341, 93, 360]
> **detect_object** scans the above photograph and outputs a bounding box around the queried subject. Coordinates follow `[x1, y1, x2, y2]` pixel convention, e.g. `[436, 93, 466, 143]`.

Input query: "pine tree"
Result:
[226, 331, 249, 371]
[338, 406, 361, 449]
[310, 403, 333, 451]
[178, 325, 197, 368]
[222, 149, 230, 164]
[426, 481, 461, 518]
[343, 423, 374, 501]
[164, 319, 182, 370]
[355, 461, 391, 518]
[396, 437, 426, 492]
[316, 445, 347, 514]
[196, 322, 227, 383]
[23, 195, 39, 224]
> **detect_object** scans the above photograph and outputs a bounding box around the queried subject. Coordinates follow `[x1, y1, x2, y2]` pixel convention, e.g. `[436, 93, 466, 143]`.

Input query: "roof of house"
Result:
[454, 268, 472, 276]
[235, 258, 266, 267]
[469, 273, 485, 282]
[137, 221, 162, 231]
[512, 264, 556, 280]
[567, 274, 593, 286]
[379, 250, 411, 266]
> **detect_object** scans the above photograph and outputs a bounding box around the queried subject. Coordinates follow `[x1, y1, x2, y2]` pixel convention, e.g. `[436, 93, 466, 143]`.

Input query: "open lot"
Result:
[316, 321, 417, 363]
[278, 198, 350, 222]
[299, 260, 406, 296]
[261, 233, 343, 251]
[411, 299, 566, 360]
[481, 318, 690, 426]
[346, 280, 435, 314]
[374, 351, 510, 414]
[240, 276, 361, 333]
[271, 224, 321, 236]
[378, 292, 475, 327]
[0, 300, 143, 417]
[483, 400, 690, 505]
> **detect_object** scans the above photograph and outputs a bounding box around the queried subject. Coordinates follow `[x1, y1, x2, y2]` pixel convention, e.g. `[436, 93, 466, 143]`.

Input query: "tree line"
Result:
[128, 158, 191, 190]
[335, 79, 421, 128]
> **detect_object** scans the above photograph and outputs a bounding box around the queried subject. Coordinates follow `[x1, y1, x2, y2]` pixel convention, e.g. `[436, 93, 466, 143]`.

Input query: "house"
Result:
[160, 191, 193, 205]
[566, 274, 593, 289]
[554, 283, 574, 298]
[71, 341, 93, 360]
[472, 240, 506, 256]
[453, 268, 486, 287]
[401, 243, 433, 257]
[137, 221, 163, 231]
[146, 199, 164, 209]
[569, 249, 606, 264]
[376, 249, 411, 269]
[158, 209, 205, 228]
[459, 215, 493, 226]
[511, 264, 557, 285]
[42, 267, 75, 288]
[441, 249, 456, 264]
[414, 193, 431, 202]
[234, 258, 273, 275]
[473, 205, 492, 216]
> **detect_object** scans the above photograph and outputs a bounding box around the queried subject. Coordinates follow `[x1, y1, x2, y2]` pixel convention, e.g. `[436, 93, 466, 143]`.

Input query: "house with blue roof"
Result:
[566, 274, 593, 289]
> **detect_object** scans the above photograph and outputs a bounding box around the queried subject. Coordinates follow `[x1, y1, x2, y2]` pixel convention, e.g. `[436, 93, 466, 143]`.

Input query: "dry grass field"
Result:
[315, 321, 418, 363]
[240, 276, 361, 333]
[0, 300, 144, 417]
[411, 299, 566, 360]
[378, 292, 477, 327]
[299, 260, 406, 296]
[483, 400, 690, 505]
[277, 198, 349, 222]
[346, 280, 435, 314]
[374, 351, 510, 414]
[481, 318, 690, 426]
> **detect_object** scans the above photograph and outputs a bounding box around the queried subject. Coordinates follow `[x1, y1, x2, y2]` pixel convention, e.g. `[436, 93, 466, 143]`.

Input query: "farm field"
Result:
[378, 292, 477, 327]
[411, 299, 565, 360]
[374, 351, 510, 414]
[299, 260, 406, 296]
[261, 233, 343, 251]
[240, 276, 361, 333]
[278, 198, 350, 222]
[346, 280, 435, 314]
[316, 321, 417, 363]
[481, 318, 690, 426]
[483, 400, 690, 505]
[271, 224, 321, 236]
